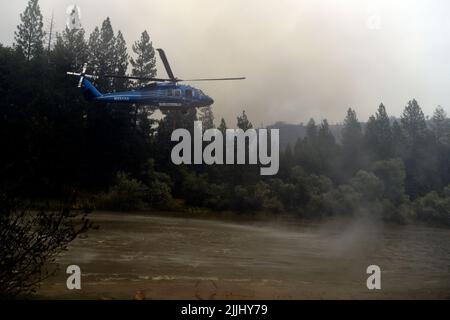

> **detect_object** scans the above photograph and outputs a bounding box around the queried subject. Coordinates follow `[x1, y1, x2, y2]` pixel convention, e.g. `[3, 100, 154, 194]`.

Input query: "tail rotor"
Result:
[67, 63, 98, 87]
[78, 63, 87, 88]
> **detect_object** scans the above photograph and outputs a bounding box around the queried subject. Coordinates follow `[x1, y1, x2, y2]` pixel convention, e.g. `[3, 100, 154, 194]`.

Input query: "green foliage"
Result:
[365, 104, 393, 160]
[400, 100, 440, 197]
[232, 185, 256, 211]
[96, 162, 176, 211]
[293, 120, 339, 179]
[401, 99, 428, 148]
[203, 183, 230, 210]
[349, 171, 384, 201]
[88, 17, 129, 92]
[218, 118, 227, 135]
[414, 190, 450, 225]
[96, 172, 147, 211]
[53, 27, 88, 71]
[306, 118, 317, 142]
[431, 106, 450, 145]
[181, 171, 210, 207]
[199, 107, 215, 130]
[372, 159, 408, 205]
[130, 30, 157, 87]
[237, 110, 253, 130]
[113, 31, 129, 91]
[253, 181, 284, 212]
[141, 160, 175, 208]
[341, 108, 364, 179]
[268, 179, 296, 210]
[320, 184, 363, 217]
[14, 0, 44, 61]
[0, 196, 90, 298]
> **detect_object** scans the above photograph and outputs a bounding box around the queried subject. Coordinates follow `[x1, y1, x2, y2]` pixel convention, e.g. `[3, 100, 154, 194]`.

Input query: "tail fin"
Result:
[81, 78, 102, 100]
[67, 63, 102, 100]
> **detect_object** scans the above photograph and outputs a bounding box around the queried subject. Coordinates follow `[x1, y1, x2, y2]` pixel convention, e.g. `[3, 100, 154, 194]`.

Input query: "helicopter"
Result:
[67, 48, 245, 110]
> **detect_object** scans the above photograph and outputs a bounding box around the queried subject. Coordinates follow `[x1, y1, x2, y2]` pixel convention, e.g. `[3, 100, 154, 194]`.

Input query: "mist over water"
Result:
[39, 212, 450, 299]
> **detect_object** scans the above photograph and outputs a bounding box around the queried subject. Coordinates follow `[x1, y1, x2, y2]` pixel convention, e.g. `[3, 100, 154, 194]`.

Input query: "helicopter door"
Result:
[185, 89, 193, 98]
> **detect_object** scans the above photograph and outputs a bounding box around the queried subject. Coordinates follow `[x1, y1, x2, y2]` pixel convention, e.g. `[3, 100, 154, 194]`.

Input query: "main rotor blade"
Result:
[181, 77, 246, 82]
[98, 74, 245, 83]
[67, 72, 82, 76]
[101, 74, 171, 82]
[157, 48, 176, 81]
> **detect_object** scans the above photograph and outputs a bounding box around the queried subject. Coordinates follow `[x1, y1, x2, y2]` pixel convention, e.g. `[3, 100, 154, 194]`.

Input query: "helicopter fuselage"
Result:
[90, 82, 214, 109]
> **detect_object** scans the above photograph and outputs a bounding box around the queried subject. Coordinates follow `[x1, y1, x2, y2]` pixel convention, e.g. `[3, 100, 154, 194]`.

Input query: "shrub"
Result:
[414, 191, 450, 225]
[349, 170, 384, 201]
[372, 159, 408, 205]
[0, 195, 90, 298]
[203, 183, 230, 211]
[145, 180, 175, 209]
[181, 172, 210, 207]
[96, 172, 147, 211]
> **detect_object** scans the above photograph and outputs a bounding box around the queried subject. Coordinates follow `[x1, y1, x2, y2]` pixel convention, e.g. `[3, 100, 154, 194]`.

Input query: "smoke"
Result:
[2, 0, 450, 125]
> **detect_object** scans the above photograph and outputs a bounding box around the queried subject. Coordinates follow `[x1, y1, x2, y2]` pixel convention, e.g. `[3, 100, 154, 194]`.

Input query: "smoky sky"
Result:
[1, 0, 450, 126]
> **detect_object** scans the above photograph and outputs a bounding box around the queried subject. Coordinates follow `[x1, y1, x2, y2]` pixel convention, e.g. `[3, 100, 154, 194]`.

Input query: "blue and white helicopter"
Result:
[67, 49, 245, 110]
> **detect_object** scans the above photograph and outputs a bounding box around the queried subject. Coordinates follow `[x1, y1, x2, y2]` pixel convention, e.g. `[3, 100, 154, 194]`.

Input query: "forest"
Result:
[1, 0, 450, 228]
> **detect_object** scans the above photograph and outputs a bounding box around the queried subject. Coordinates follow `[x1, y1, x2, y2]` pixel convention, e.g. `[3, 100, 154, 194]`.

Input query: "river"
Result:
[37, 211, 450, 299]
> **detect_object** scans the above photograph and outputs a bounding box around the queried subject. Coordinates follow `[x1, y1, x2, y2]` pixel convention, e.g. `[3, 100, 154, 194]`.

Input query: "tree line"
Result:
[1, 0, 450, 226]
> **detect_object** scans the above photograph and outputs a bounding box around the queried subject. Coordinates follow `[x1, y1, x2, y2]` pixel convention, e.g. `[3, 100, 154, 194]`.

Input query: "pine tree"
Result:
[317, 119, 338, 178]
[431, 106, 450, 190]
[401, 99, 428, 148]
[431, 106, 450, 145]
[218, 118, 227, 135]
[237, 111, 253, 130]
[14, 0, 44, 61]
[88, 27, 101, 74]
[88, 18, 116, 91]
[279, 144, 294, 177]
[318, 119, 336, 147]
[198, 107, 215, 130]
[113, 31, 129, 91]
[365, 103, 393, 159]
[306, 118, 317, 143]
[401, 100, 437, 197]
[342, 108, 363, 149]
[391, 120, 405, 157]
[341, 108, 364, 179]
[130, 30, 157, 87]
[53, 27, 88, 71]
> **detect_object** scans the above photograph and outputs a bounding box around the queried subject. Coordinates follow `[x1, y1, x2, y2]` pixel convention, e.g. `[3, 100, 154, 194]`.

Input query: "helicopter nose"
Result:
[206, 96, 214, 105]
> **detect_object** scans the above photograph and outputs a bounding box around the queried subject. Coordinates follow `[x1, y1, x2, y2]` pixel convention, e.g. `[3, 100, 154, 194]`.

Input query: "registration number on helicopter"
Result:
[114, 96, 130, 101]
[159, 103, 182, 107]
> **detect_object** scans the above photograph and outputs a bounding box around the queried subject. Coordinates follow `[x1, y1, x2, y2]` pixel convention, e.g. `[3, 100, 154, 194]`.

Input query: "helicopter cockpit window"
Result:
[174, 89, 181, 97]
[185, 89, 193, 98]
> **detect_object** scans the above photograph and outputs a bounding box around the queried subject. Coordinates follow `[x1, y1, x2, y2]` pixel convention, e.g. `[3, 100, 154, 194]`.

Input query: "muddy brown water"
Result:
[37, 211, 450, 299]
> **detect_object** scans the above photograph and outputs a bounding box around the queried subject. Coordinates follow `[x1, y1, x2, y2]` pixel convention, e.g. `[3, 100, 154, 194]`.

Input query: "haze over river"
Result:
[38, 212, 450, 299]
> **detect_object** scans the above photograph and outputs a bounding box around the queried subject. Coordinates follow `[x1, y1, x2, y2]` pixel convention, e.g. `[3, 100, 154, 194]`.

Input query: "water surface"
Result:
[38, 212, 450, 299]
